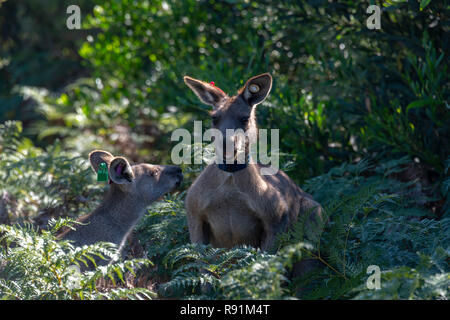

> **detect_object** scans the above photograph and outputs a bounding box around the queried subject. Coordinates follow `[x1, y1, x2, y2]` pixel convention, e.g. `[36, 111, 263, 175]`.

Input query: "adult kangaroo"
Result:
[59, 150, 183, 262]
[184, 73, 324, 251]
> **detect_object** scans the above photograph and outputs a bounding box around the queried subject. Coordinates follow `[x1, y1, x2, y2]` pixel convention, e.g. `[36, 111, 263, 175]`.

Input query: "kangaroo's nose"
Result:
[166, 166, 183, 187]
[166, 166, 183, 182]
[166, 165, 182, 175]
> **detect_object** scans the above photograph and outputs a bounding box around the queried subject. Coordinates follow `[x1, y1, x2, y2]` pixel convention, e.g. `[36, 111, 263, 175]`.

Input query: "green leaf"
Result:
[406, 98, 439, 111]
[420, 0, 431, 11]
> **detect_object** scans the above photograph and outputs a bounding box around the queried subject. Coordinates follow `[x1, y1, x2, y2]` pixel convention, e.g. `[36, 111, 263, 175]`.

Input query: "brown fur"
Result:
[184, 73, 324, 251]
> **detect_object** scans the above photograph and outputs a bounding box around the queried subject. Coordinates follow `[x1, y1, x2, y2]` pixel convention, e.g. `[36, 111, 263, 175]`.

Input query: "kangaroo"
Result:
[184, 73, 324, 251]
[59, 150, 183, 262]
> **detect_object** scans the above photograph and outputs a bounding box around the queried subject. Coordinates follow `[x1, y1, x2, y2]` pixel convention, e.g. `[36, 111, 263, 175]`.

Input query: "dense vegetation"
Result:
[0, 0, 448, 299]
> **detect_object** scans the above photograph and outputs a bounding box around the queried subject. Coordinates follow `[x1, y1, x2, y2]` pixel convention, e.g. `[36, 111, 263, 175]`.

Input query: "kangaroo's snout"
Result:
[164, 165, 183, 187]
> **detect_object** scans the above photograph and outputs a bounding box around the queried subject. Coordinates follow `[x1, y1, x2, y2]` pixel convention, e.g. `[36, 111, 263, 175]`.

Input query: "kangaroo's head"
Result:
[89, 150, 183, 205]
[184, 73, 272, 162]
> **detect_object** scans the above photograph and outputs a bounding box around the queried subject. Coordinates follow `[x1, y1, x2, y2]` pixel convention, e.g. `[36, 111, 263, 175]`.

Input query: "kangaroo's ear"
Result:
[239, 73, 272, 107]
[89, 150, 114, 173]
[109, 156, 134, 184]
[184, 76, 227, 108]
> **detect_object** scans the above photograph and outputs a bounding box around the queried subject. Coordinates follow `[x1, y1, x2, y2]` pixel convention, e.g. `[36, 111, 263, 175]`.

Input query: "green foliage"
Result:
[0, 218, 155, 300]
[136, 192, 190, 265]
[296, 157, 450, 299]
[134, 157, 448, 300]
[160, 244, 264, 299]
[0, 121, 448, 299]
[0, 121, 102, 222]
[364, 37, 448, 172]
[3, 0, 447, 181]
[219, 243, 312, 300]
[353, 250, 449, 300]
[0, 0, 94, 131]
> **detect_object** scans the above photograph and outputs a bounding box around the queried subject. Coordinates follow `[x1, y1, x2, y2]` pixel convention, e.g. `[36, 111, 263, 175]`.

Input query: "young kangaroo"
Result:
[59, 150, 183, 261]
[184, 73, 324, 251]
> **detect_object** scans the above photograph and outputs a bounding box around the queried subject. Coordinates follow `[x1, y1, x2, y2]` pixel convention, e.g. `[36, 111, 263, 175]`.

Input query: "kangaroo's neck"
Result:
[216, 163, 268, 194]
[216, 120, 258, 173]
[94, 185, 147, 230]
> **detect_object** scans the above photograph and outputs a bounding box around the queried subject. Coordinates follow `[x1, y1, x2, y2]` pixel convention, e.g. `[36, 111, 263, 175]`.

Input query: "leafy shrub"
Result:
[136, 192, 190, 267]
[0, 121, 102, 223]
[135, 156, 449, 300]
[1, 121, 448, 299]
[160, 244, 264, 299]
[0, 219, 155, 300]
[294, 157, 449, 299]
[219, 243, 312, 300]
[353, 250, 449, 300]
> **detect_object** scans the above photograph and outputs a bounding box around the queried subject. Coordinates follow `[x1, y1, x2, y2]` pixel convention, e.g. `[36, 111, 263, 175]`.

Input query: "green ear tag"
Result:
[97, 162, 108, 182]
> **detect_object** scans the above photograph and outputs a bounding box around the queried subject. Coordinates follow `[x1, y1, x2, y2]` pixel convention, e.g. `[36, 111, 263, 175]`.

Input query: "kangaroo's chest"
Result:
[198, 181, 263, 248]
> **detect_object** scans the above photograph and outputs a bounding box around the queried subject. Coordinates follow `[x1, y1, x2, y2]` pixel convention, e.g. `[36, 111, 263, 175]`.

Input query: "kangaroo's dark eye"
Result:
[211, 116, 220, 126]
[240, 116, 249, 125]
[151, 169, 160, 177]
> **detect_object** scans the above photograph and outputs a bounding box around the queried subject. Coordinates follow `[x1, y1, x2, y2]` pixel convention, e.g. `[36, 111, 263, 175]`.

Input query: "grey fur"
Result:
[60, 150, 183, 262]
